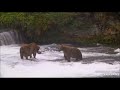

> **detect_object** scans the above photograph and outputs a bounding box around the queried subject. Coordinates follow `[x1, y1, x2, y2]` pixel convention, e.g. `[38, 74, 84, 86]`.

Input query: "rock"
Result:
[37, 51, 41, 54]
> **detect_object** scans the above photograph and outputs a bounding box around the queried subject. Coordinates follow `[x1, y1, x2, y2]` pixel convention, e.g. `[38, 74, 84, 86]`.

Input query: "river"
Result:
[0, 44, 120, 78]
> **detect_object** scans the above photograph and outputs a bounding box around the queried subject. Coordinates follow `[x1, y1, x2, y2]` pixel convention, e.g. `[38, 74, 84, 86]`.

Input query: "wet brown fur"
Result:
[20, 42, 40, 60]
[58, 44, 82, 62]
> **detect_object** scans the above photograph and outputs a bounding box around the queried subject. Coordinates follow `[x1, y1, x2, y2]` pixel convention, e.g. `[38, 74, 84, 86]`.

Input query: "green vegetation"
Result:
[0, 12, 120, 46]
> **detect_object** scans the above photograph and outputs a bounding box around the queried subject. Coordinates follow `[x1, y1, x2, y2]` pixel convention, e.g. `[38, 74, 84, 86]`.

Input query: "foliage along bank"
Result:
[0, 12, 120, 46]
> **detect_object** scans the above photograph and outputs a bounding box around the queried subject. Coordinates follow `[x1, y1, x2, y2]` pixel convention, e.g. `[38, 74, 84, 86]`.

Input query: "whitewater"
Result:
[0, 44, 120, 78]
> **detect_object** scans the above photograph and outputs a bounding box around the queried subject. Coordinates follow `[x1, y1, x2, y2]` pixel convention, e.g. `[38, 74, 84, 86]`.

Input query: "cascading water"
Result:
[0, 30, 23, 46]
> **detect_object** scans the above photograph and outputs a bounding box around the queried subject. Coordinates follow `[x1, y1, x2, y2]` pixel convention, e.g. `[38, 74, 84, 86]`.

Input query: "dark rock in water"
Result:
[96, 43, 102, 46]
[44, 43, 59, 51]
[106, 48, 119, 54]
[37, 51, 41, 54]
[106, 51, 119, 54]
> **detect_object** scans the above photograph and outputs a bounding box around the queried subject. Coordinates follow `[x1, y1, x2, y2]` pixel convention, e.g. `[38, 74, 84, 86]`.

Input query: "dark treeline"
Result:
[0, 12, 120, 46]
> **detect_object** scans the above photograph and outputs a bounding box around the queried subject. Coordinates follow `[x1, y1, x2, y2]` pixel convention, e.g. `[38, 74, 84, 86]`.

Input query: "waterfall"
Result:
[0, 30, 23, 46]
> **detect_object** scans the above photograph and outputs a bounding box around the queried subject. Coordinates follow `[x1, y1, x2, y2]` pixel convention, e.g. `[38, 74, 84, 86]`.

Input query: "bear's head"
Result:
[36, 46, 40, 53]
[57, 44, 65, 51]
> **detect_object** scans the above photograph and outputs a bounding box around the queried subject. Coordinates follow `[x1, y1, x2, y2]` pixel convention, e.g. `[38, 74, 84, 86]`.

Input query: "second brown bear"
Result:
[58, 44, 82, 62]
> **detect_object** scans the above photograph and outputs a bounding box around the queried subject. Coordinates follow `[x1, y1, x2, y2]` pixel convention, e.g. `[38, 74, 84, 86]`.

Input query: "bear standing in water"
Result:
[58, 44, 82, 62]
[20, 42, 40, 60]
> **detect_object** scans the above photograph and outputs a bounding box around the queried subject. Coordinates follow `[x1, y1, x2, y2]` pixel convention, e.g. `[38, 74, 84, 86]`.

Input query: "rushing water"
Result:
[0, 30, 23, 46]
[0, 31, 120, 77]
[0, 44, 120, 78]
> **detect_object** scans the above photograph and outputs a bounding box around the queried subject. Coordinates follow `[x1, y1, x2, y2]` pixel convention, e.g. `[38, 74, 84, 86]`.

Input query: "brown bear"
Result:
[20, 42, 40, 60]
[58, 44, 82, 62]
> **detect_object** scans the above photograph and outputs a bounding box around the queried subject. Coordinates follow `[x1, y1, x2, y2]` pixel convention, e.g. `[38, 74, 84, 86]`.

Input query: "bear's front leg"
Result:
[30, 55, 32, 58]
[20, 54, 23, 59]
[33, 52, 36, 58]
[75, 58, 80, 62]
[25, 56, 28, 60]
[66, 57, 70, 62]
[64, 54, 67, 60]
[64, 54, 70, 62]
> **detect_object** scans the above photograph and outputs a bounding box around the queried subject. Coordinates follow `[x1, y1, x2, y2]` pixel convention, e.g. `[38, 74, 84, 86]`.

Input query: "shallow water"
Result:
[0, 44, 120, 78]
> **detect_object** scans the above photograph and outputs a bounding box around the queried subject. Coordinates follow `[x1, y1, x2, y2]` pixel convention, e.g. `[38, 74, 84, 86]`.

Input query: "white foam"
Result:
[114, 48, 120, 53]
[0, 45, 120, 78]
